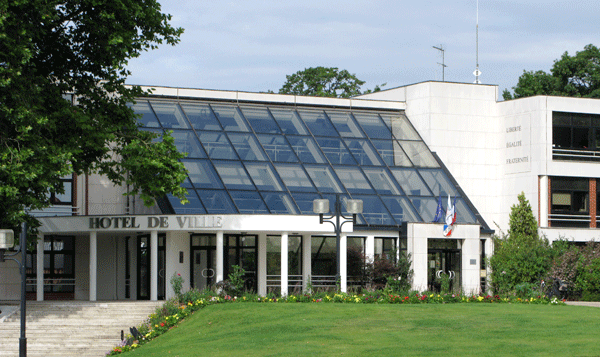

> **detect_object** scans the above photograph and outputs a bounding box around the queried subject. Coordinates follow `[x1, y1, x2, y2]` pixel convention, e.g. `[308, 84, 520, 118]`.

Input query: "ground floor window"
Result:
[266, 235, 303, 294]
[26, 236, 75, 300]
[550, 177, 590, 228]
[311, 236, 336, 288]
[225, 234, 257, 292]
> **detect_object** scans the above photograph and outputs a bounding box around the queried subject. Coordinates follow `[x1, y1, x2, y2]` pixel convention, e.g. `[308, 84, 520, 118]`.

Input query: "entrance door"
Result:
[428, 239, 461, 293]
[190, 234, 216, 290]
[137, 234, 166, 300]
[225, 234, 258, 292]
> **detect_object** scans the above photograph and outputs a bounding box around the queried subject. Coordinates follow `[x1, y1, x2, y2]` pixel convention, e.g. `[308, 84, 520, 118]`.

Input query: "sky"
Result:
[126, 0, 600, 99]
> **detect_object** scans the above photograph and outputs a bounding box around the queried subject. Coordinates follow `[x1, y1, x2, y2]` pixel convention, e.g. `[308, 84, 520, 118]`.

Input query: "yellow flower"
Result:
[132, 344, 138, 348]
[430, 294, 434, 298]
[477, 296, 484, 301]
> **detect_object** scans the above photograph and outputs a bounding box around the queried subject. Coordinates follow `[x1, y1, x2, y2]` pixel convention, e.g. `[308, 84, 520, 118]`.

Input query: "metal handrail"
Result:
[553, 148, 600, 160]
[548, 213, 591, 223]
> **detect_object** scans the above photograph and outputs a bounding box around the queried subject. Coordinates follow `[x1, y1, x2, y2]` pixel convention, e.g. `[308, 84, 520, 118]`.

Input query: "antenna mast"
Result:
[433, 45, 447, 81]
[473, 0, 481, 84]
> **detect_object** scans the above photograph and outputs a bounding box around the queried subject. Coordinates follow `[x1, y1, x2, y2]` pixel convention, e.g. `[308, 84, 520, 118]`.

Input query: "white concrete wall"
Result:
[165, 231, 190, 299]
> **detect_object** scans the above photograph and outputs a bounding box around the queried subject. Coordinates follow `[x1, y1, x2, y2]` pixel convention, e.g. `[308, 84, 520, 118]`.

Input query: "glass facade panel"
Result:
[354, 113, 392, 139]
[327, 111, 363, 137]
[198, 131, 237, 160]
[333, 167, 373, 194]
[261, 192, 299, 214]
[409, 196, 438, 222]
[131, 101, 160, 128]
[392, 141, 413, 167]
[454, 198, 477, 224]
[275, 164, 316, 192]
[150, 102, 190, 129]
[171, 130, 205, 158]
[241, 106, 281, 134]
[227, 133, 267, 161]
[316, 137, 356, 165]
[384, 114, 420, 140]
[353, 195, 395, 225]
[257, 135, 298, 162]
[288, 192, 320, 214]
[344, 138, 383, 166]
[167, 192, 206, 214]
[270, 108, 308, 135]
[390, 168, 430, 196]
[363, 168, 401, 195]
[212, 105, 249, 132]
[381, 196, 421, 223]
[419, 169, 457, 197]
[229, 191, 269, 214]
[305, 166, 343, 193]
[398, 141, 439, 167]
[244, 162, 283, 191]
[213, 161, 254, 190]
[287, 136, 326, 164]
[299, 110, 338, 137]
[197, 190, 236, 213]
[181, 103, 222, 131]
[182, 160, 222, 189]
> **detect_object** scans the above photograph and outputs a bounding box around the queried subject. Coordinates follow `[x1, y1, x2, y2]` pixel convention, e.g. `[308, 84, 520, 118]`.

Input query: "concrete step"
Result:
[0, 301, 164, 357]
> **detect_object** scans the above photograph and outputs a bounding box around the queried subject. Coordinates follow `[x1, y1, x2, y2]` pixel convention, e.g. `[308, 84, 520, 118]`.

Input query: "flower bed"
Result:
[107, 292, 565, 355]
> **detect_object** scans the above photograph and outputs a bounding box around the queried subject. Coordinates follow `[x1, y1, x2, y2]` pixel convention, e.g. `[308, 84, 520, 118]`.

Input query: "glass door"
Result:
[225, 234, 257, 292]
[428, 239, 461, 293]
[190, 234, 216, 290]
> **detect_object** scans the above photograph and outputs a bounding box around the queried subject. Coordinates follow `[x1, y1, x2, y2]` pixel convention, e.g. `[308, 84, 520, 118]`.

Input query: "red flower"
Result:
[160, 322, 165, 327]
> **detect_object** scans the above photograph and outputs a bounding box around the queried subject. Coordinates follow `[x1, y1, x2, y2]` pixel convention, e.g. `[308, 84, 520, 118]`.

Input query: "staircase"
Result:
[0, 301, 163, 357]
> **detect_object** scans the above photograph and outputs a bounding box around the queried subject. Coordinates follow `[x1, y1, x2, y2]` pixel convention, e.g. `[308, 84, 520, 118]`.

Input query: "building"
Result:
[4, 81, 598, 302]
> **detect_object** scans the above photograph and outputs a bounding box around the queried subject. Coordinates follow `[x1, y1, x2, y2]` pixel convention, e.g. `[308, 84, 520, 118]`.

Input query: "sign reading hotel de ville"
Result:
[505, 114, 531, 174]
[88, 215, 224, 230]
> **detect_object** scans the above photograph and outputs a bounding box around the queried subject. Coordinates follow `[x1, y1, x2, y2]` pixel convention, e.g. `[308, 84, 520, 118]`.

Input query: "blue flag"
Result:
[432, 194, 443, 222]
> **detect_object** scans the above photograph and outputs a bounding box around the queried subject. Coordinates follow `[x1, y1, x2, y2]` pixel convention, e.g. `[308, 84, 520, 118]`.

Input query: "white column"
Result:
[340, 233, 347, 293]
[150, 230, 158, 301]
[302, 235, 311, 293]
[540, 175, 549, 227]
[365, 235, 375, 262]
[280, 233, 288, 296]
[216, 231, 224, 283]
[36, 234, 44, 301]
[89, 231, 97, 301]
[257, 234, 267, 296]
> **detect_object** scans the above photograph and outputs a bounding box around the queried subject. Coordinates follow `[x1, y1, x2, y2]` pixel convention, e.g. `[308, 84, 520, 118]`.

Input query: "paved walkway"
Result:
[565, 301, 600, 307]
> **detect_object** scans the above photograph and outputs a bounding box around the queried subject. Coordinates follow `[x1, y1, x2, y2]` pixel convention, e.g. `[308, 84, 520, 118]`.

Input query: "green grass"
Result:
[127, 303, 600, 357]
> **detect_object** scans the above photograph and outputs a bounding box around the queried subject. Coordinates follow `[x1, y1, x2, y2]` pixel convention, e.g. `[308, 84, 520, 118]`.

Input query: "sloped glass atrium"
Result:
[131, 99, 482, 228]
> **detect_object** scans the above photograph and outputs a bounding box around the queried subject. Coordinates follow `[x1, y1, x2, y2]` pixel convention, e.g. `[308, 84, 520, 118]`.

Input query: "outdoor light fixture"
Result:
[313, 196, 363, 286]
[0, 224, 27, 357]
[0, 229, 15, 263]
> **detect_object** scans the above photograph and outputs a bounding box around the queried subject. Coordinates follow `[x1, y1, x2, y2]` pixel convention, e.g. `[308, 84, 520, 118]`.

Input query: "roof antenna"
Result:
[473, 0, 482, 84]
[432, 45, 447, 81]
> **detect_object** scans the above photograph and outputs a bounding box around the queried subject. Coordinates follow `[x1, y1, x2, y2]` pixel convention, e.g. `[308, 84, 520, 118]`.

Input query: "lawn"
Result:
[125, 303, 600, 357]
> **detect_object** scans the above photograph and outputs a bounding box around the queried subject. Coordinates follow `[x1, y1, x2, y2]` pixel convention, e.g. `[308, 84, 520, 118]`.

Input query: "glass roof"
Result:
[131, 99, 484, 228]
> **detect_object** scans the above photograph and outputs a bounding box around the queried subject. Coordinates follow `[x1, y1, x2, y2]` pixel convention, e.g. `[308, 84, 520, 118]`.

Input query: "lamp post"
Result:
[313, 196, 363, 288]
[0, 223, 28, 357]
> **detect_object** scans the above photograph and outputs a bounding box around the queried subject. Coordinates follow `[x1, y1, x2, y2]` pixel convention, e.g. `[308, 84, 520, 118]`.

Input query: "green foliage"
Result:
[504, 44, 600, 100]
[278, 67, 382, 98]
[170, 272, 184, 298]
[0, 0, 188, 234]
[490, 193, 551, 295]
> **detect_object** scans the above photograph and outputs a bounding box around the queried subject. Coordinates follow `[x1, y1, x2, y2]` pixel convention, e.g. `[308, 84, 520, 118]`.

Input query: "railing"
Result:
[26, 277, 76, 292]
[548, 213, 591, 228]
[552, 148, 600, 162]
[266, 275, 303, 288]
[29, 205, 80, 217]
[310, 275, 337, 289]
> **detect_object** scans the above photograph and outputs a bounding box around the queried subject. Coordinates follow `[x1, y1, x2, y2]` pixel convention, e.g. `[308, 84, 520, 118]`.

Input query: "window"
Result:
[51, 176, 74, 205]
[550, 177, 589, 228]
[552, 111, 600, 161]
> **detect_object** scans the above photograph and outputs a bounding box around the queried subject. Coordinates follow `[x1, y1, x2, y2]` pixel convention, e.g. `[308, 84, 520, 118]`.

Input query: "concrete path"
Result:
[565, 301, 600, 307]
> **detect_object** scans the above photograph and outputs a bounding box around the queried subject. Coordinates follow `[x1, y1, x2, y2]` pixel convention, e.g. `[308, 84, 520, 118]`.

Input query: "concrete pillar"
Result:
[302, 235, 311, 293]
[89, 231, 97, 301]
[257, 233, 267, 296]
[280, 233, 288, 296]
[539, 175, 549, 227]
[150, 230, 158, 301]
[365, 235, 375, 262]
[216, 231, 224, 283]
[36, 234, 44, 301]
[340, 233, 347, 293]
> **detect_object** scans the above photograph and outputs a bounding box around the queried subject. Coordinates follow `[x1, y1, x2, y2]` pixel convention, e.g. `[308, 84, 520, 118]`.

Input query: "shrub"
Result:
[170, 272, 184, 299]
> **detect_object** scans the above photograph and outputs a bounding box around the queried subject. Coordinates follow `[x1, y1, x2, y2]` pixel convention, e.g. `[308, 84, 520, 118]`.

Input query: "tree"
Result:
[278, 66, 384, 98]
[0, 0, 188, 235]
[503, 44, 600, 100]
[489, 193, 551, 295]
